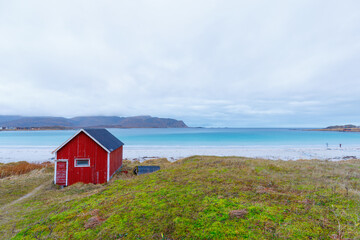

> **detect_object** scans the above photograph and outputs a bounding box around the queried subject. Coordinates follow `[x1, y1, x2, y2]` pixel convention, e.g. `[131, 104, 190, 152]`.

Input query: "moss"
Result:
[2, 157, 360, 239]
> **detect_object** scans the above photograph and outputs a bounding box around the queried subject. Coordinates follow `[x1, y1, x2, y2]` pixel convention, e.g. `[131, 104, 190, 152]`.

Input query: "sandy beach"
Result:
[1, 145, 360, 163]
[125, 145, 360, 161]
[2, 128, 360, 163]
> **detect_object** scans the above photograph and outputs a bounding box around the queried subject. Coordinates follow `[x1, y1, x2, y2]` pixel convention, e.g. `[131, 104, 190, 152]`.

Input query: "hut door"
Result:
[55, 160, 68, 186]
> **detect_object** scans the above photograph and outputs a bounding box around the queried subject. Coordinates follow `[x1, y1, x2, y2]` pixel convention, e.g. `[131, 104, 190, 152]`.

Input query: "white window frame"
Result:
[74, 158, 90, 167]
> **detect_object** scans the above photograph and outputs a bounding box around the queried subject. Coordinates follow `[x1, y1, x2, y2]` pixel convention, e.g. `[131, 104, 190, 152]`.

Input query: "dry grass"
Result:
[112, 158, 172, 181]
[120, 158, 171, 173]
[142, 158, 171, 165]
[0, 167, 53, 207]
[0, 161, 53, 179]
[120, 159, 140, 172]
[0, 168, 104, 239]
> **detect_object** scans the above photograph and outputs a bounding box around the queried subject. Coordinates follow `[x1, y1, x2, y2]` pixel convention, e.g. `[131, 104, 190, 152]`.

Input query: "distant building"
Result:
[53, 129, 124, 186]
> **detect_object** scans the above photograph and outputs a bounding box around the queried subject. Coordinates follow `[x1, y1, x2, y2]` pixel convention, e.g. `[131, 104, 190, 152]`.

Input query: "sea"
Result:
[1, 128, 360, 163]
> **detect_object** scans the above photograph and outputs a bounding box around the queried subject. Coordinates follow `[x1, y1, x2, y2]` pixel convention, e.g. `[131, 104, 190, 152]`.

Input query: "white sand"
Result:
[0, 146, 56, 163]
[1, 145, 360, 163]
[124, 145, 360, 161]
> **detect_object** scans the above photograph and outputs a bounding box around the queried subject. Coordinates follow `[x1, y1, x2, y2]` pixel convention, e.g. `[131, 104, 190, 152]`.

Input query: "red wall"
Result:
[56, 132, 108, 185]
[110, 146, 123, 178]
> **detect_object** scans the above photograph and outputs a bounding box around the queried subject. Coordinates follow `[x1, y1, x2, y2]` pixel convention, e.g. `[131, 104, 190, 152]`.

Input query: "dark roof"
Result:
[83, 128, 124, 152]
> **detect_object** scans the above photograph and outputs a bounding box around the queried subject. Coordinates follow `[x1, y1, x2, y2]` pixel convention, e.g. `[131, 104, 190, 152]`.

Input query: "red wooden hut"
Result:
[53, 128, 124, 186]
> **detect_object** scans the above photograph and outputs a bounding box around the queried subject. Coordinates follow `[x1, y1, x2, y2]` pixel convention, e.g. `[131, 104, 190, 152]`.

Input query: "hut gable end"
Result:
[53, 129, 124, 154]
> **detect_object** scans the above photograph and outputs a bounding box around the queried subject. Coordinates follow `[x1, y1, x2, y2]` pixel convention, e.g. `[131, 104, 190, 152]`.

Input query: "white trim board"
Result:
[54, 152, 57, 184]
[107, 153, 110, 182]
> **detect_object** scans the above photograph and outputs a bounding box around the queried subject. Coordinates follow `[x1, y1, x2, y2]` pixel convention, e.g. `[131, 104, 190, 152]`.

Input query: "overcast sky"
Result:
[0, 1, 360, 127]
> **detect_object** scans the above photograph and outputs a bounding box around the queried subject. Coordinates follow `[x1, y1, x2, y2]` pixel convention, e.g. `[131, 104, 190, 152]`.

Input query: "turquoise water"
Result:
[0, 128, 359, 147]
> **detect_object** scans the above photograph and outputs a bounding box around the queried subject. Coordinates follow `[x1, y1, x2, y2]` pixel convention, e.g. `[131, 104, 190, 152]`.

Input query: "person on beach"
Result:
[340, 144, 342, 148]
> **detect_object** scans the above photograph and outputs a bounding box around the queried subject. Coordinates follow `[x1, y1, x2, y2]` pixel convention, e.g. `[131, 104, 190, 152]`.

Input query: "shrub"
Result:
[0, 161, 52, 178]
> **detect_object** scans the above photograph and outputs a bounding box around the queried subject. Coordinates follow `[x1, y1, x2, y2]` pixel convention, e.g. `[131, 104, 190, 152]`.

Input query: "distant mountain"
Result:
[0, 115, 22, 124]
[114, 116, 187, 128]
[3, 117, 73, 128]
[325, 124, 359, 129]
[0, 115, 187, 128]
[71, 116, 125, 127]
[310, 124, 360, 132]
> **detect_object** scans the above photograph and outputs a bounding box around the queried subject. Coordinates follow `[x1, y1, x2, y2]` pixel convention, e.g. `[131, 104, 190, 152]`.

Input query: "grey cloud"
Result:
[0, 0, 359, 127]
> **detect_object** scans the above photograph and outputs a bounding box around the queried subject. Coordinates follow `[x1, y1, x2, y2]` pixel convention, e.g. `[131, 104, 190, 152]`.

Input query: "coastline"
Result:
[1, 145, 360, 163]
[309, 128, 360, 132]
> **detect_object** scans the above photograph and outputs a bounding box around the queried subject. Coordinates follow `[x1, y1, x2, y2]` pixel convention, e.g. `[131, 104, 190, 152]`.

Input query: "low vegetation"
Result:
[0, 161, 52, 179]
[1, 156, 360, 239]
[0, 162, 53, 208]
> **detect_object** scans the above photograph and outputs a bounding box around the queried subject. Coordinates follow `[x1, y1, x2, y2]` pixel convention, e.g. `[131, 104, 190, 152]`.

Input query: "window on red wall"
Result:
[75, 159, 90, 167]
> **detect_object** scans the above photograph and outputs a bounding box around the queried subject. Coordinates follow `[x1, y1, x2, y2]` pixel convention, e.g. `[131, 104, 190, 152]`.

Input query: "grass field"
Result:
[0, 162, 53, 207]
[1, 156, 360, 239]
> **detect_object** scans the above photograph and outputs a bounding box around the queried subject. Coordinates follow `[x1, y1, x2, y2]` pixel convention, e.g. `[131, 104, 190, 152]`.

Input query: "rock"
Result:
[88, 209, 100, 216]
[229, 209, 248, 219]
[84, 215, 104, 229]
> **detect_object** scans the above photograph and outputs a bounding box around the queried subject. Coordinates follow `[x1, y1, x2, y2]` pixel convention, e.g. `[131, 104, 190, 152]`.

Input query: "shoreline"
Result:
[1, 145, 360, 163]
[0, 127, 190, 132]
[308, 128, 360, 132]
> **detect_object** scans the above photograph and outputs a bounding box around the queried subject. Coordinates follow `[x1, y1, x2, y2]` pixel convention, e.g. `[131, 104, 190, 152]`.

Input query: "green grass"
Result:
[2, 156, 360, 239]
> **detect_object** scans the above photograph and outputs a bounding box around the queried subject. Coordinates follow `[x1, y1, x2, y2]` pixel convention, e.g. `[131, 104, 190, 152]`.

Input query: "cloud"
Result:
[0, 0, 359, 127]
